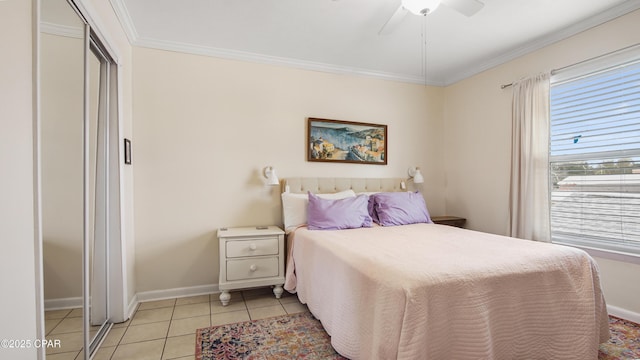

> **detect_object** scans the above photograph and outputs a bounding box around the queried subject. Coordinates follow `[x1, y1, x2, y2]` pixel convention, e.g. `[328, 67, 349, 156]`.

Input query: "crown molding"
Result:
[109, 0, 640, 87]
[40, 21, 83, 38]
[109, 0, 139, 44]
[133, 36, 446, 86]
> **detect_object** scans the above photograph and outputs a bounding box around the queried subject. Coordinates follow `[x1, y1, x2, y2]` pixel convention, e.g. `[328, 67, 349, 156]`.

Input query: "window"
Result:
[549, 48, 640, 255]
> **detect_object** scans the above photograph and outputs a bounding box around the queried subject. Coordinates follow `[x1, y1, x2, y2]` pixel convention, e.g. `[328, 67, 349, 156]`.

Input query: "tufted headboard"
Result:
[282, 177, 408, 194]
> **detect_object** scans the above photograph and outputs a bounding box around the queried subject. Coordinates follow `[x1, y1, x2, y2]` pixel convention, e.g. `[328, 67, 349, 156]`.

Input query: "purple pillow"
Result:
[307, 192, 373, 230]
[370, 192, 432, 226]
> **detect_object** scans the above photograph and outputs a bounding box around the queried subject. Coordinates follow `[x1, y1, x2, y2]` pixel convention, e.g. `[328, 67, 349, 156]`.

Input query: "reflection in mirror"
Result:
[40, 0, 86, 356]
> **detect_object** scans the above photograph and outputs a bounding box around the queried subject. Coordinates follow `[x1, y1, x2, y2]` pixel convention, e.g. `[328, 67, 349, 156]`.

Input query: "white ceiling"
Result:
[110, 0, 640, 85]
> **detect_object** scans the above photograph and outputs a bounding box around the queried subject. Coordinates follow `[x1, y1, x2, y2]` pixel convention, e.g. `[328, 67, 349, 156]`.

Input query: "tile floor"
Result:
[44, 288, 308, 360]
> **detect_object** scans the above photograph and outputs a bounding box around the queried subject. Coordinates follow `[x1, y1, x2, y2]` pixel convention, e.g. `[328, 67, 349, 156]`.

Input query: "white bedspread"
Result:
[284, 223, 609, 360]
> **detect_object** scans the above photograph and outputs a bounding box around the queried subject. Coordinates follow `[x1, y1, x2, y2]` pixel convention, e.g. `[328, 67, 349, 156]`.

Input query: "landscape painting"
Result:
[307, 118, 387, 165]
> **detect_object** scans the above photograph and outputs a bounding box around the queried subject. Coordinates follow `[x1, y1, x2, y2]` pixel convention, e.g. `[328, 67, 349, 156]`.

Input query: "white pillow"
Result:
[281, 190, 356, 232]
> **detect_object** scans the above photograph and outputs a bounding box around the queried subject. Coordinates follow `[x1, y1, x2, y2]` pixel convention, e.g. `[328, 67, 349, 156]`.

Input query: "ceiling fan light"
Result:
[402, 0, 441, 15]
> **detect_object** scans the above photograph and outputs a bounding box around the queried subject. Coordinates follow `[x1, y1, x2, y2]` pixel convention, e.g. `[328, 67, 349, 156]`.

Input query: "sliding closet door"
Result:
[82, 29, 122, 359]
[41, 1, 124, 358]
[82, 26, 120, 360]
[40, 0, 86, 350]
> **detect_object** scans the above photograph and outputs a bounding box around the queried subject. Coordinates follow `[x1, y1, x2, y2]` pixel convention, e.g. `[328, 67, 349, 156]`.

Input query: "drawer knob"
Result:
[249, 264, 257, 272]
[249, 243, 257, 251]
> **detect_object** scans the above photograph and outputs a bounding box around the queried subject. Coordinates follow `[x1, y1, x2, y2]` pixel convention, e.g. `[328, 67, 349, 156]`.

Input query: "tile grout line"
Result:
[159, 301, 177, 360]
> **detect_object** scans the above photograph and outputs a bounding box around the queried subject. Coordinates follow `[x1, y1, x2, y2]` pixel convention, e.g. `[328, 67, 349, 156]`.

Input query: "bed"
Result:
[282, 177, 609, 360]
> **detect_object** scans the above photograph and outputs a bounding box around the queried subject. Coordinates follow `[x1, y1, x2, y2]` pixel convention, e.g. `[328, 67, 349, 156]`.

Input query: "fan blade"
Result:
[378, 5, 408, 35]
[442, 0, 484, 17]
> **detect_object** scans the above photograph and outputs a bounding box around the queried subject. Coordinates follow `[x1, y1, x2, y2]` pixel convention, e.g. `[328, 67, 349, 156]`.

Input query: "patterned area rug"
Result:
[196, 312, 346, 360]
[600, 316, 640, 360]
[196, 312, 640, 360]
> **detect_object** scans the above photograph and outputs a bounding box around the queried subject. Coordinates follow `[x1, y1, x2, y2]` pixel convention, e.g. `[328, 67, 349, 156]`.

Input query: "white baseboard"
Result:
[45, 284, 220, 315]
[120, 284, 220, 322]
[607, 304, 640, 324]
[44, 296, 82, 311]
[126, 293, 139, 321]
[135, 284, 219, 303]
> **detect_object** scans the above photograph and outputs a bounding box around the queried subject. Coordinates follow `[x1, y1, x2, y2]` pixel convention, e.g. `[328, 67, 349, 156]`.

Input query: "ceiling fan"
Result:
[379, 0, 485, 35]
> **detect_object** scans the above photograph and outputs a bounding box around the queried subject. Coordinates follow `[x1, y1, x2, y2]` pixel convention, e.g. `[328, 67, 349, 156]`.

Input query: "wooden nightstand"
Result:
[431, 216, 466, 228]
[217, 226, 285, 306]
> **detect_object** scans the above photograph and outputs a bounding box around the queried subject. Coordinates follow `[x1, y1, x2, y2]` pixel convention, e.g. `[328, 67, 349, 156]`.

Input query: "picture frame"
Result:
[124, 138, 132, 165]
[307, 118, 387, 165]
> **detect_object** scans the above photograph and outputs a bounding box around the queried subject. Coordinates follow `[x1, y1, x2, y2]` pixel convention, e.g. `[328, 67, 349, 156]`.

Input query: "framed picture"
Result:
[124, 138, 132, 165]
[307, 118, 387, 165]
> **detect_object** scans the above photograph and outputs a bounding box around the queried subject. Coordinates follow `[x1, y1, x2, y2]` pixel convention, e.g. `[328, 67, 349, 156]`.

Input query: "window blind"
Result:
[549, 53, 640, 255]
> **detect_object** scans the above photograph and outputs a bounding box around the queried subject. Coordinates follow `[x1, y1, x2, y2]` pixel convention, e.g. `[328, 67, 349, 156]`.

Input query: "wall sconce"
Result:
[263, 166, 280, 186]
[408, 166, 424, 184]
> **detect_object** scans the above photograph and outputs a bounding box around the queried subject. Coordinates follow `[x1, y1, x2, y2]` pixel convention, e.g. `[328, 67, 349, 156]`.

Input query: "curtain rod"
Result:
[500, 43, 640, 90]
[500, 69, 557, 90]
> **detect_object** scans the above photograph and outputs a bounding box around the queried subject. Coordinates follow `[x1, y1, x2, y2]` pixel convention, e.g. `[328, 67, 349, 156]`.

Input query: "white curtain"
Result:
[508, 73, 551, 241]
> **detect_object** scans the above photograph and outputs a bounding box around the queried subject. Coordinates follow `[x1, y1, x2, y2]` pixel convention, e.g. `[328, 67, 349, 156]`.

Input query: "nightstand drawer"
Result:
[226, 257, 279, 281]
[226, 237, 279, 258]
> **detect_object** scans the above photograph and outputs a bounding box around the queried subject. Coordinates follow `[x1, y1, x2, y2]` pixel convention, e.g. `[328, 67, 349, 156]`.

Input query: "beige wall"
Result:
[132, 47, 445, 292]
[0, 0, 40, 359]
[444, 9, 640, 315]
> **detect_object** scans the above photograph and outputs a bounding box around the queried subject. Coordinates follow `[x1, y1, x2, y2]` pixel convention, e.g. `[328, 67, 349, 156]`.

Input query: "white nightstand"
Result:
[217, 226, 285, 306]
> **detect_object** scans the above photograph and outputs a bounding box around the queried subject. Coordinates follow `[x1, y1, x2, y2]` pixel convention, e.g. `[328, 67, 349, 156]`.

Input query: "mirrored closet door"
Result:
[40, 0, 123, 358]
[41, 0, 86, 351]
